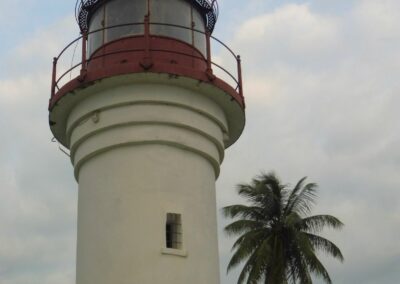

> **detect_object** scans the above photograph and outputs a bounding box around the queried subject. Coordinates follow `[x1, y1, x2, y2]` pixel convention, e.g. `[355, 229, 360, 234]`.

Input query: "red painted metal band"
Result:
[49, 36, 244, 110]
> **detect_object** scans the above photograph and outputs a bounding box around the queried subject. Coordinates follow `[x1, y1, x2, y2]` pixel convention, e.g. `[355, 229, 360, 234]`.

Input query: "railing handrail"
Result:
[52, 20, 243, 101]
[57, 35, 83, 59]
[56, 47, 239, 88]
[57, 21, 237, 60]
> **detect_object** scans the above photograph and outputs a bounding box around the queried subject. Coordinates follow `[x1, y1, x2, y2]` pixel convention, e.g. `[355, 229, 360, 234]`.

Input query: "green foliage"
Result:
[223, 172, 344, 284]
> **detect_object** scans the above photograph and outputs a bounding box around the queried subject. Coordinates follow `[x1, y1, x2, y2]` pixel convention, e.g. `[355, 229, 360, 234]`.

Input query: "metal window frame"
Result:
[166, 213, 183, 249]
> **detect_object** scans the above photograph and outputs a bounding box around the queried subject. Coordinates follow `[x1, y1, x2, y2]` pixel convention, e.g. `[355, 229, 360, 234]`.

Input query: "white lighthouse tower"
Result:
[49, 0, 245, 283]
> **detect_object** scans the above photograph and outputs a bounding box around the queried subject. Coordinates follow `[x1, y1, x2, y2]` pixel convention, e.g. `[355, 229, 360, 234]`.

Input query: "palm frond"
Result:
[285, 212, 302, 227]
[304, 251, 332, 284]
[222, 204, 264, 220]
[299, 215, 344, 233]
[224, 220, 266, 237]
[236, 250, 259, 284]
[288, 251, 313, 284]
[230, 228, 271, 251]
[287, 182, 318, 216]
[298, 235, 332, 284]
[237, 183, 262, 201]
[306, 233, 344, 262]
[237, 177, 278, 210]
[227, 230, 269, 272]
[246, 239, 272, 283]
[283, 176, 307, 215]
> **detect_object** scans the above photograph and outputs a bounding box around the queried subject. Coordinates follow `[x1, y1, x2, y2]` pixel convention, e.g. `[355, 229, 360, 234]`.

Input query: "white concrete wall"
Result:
[67, 83, 228, 284]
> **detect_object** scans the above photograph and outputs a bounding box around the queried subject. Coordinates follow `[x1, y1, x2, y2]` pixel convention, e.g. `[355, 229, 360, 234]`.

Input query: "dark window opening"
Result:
[166, 213, 182, 249]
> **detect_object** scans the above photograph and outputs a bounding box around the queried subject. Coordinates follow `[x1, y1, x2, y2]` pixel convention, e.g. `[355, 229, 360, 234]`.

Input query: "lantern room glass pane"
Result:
[88, 6, 104, 55]
[150, 0, 191, 44]
[192, 9, 206, 55]
[106, 0, 146, 43]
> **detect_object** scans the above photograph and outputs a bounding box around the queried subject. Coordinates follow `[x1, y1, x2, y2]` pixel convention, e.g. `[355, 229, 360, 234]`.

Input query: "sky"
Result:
[0, 0, 400, 283]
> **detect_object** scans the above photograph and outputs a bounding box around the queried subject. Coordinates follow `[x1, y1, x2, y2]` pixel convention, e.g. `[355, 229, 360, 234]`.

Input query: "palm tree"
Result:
[223, 172, 344, 284]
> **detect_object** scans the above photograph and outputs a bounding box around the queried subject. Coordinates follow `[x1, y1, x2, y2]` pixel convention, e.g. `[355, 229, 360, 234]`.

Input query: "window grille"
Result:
[166, 213, 182, 249]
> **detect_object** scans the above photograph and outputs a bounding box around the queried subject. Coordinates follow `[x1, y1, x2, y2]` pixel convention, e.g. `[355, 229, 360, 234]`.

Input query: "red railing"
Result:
[51, 19, 243, 102]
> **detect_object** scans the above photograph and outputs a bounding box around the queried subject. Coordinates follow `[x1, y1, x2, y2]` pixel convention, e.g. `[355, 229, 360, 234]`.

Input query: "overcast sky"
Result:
[0, 0, 399, 283]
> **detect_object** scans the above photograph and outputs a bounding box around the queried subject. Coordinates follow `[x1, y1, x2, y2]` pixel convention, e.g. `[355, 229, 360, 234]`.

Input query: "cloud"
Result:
[236, 4, 338, 53]
[2, 14, 77, 78]
[229, 3, 340, 105]
[0, 13, 78, 284]
[216, 2, 400, 283]
[353, 0, 400, 39]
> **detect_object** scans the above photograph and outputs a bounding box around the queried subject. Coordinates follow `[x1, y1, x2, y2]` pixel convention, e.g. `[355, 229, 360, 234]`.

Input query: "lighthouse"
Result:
[49, 0, 245, 283]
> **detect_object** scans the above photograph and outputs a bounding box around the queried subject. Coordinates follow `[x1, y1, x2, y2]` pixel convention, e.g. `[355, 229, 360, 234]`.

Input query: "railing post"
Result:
[191, 21, 196, 68]
[82, 32, 88, 71]
[237, 55, 243, 98]
[191, 21, 195, 47]
[141, 14, 153, 70]
[81, 32, 88, 74]
[205, 31, 216, 81]
[144, 15, 150, 58]
[206, 31, 213, 76]
[51, 57, 57, 97]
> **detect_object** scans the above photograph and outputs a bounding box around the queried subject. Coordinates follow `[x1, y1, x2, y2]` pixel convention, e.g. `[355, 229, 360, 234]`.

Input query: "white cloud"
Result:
[353, 0, 400, 39]
[217, 2, 400, 283]
[0, 12, 78, 284]
[236, 4, 338, 58]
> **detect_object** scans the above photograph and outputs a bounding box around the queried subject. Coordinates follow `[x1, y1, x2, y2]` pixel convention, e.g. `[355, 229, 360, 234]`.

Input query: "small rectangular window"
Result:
[166, 213, 182, 249]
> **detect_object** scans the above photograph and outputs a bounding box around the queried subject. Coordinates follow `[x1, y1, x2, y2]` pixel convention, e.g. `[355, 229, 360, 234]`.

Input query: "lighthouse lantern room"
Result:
[49, 0, 245, 283]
